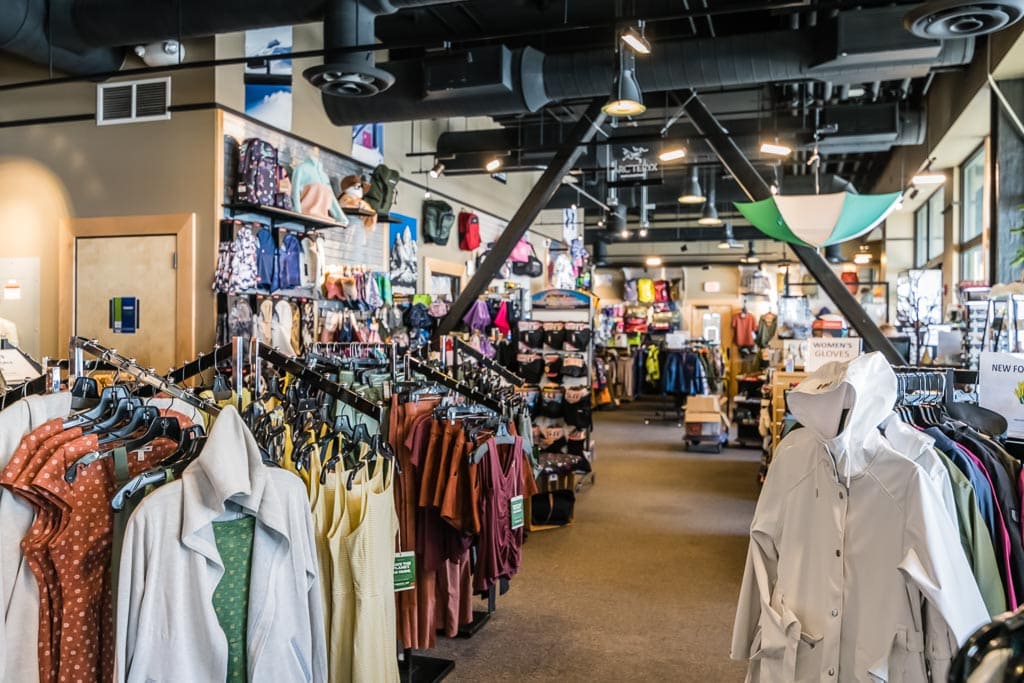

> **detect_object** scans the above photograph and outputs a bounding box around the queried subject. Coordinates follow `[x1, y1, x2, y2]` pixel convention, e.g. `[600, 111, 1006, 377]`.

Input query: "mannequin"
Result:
[339, 175, 378, 233]
[291, 151, 345, 222]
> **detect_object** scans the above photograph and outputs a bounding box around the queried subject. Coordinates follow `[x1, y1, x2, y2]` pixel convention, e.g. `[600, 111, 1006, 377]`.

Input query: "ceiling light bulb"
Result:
[485, 158, 502, 172]
[429, 162, 445, 178]
[620, 24, 651, 55]
[911, 173, 945, 185]
[639, 227, 648, 237]
[760, 142, 792, 157]
[698, 204, 722, 226]
[658, 147, 686, 162]
[602, 50, 645, 118]
[570, 203, 577, 211]
[424, 190, 431, 199]
[854, 253, 872, 265]
[645, 256, 662, 267]
[620, 228, 630, 239]
[603, 98, 646, 117]
[717, 240, 732, 249]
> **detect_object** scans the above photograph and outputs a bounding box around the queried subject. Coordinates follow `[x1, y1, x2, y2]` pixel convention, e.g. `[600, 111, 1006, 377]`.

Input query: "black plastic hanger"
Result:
[82, 396, 141, 435]
[64, 385, 131, 428]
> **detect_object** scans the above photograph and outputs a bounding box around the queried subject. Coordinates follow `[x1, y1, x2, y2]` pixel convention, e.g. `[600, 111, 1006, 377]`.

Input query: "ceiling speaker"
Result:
[904, 0, 1024, 38]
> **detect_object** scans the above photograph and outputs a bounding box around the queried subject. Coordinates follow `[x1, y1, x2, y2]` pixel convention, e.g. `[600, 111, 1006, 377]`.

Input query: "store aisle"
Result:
[432, 403, 760, 681]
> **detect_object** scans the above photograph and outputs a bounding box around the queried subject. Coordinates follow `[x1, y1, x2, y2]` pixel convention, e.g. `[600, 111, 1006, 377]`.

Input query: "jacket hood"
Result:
[787, 352, 896, 481]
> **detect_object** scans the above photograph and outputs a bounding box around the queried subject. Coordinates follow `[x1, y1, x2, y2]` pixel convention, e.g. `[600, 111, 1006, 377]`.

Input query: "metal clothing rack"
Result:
[69, 337, 222, 416]
[166, 344, 234, 384]
[254, 342, 384, 421]
[448, 337, 525, 387]
[404, 356, 515, 415]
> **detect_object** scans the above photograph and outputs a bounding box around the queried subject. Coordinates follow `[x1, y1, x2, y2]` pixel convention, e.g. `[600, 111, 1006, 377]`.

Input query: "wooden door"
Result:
[75, 235, 177, 372]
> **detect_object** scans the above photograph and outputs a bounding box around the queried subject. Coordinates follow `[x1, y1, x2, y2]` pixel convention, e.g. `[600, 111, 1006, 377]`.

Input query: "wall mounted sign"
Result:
[109, 297, 139, 334]
[805, 337, 862, 372]
[979, 352, 1024, 440]
[611, 145, 659, 179]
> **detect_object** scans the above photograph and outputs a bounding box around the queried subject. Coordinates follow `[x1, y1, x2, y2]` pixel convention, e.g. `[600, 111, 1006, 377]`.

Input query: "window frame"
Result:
[913, 187, 945, 268]
[960, 145, 985, 244]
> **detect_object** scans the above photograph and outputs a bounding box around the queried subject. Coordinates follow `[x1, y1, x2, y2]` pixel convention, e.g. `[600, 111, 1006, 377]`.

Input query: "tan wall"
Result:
[0, 109, 220, 358]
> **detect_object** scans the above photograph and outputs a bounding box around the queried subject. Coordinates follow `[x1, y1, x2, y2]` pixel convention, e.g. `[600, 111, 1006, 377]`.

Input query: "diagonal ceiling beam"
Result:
[437, 97, 608, 335]
[680, 90, 904, 365]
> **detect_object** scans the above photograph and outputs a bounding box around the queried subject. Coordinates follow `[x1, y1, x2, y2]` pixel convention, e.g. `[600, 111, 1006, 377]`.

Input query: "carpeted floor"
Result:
[430, 402, 761, 682]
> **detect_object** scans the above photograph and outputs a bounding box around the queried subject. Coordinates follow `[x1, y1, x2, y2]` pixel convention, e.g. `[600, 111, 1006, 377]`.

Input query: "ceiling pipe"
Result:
[323, 8, 973, 124]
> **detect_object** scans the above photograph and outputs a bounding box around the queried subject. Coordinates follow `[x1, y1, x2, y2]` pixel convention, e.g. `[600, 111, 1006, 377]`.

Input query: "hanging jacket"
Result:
[277, 232, 303, 290]
[644, 345, 660, 383]
[115, 406, 327, 683]
[732, 353, 988, 682]
[255, 228, 278, 292]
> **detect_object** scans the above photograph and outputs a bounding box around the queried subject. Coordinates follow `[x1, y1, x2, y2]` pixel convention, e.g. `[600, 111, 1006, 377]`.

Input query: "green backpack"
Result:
[364, 164, 400, 216]
[423, 200, 455, 245]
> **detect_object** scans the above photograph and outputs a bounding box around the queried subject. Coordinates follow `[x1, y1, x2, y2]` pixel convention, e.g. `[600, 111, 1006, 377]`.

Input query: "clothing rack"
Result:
[891, 366, 954, 405]
[309, 341, 399, 380]
[404, 356, 512, 415]
[165, 344, 234, 384]
[69, 337, 223, 416]
[448, 337, 525, 387]
[254, 341, 384, 421]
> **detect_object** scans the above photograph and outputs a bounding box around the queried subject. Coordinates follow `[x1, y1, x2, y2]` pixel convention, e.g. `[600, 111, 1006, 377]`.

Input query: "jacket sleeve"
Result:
[899, 469, 990, 648]
[731, 459, 786, 662]
[115, 510, 149, 683]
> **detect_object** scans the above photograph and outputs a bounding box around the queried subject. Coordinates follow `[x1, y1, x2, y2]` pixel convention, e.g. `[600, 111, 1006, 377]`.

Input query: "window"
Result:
[914, 188, 945, 267]
[962, 244, 985, 283]
[961, 147, 985, 242]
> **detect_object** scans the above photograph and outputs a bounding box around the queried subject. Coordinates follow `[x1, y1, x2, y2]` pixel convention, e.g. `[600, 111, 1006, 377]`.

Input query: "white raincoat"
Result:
[115, 406, 327, 682]
[731, 353, 988, 682]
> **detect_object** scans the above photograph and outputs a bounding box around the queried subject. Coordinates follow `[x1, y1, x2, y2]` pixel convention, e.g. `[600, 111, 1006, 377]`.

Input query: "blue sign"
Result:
[110, 297, 139, 334]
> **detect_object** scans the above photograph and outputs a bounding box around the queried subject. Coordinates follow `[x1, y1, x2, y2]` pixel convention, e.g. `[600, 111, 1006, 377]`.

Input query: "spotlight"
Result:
[424, 190, 431, 199]
[429, 162, 445, 178]
[602, 50, 645, 117]
[911, 173, 945, 185]
[678, 167, 705, 204]
[620, 229, 630, 239]
[645, 256, 662, 267]
[760, 142, 792, 157]
[620, 21, 651, 55]
[485, 158, 502, 172]
[698, 203, 721, 226]
[639, 227, 649, 238]
[658, 146, 686, 162]
[740, 242, 760, 264]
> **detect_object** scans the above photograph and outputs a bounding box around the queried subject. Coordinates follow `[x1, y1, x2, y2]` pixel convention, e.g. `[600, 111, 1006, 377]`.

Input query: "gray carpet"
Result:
[430, 403, 761, 682]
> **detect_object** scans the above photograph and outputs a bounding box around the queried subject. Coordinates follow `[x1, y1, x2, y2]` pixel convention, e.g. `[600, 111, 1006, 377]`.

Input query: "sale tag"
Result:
[393, 551, 415, 592]
[510, 495, 524, 530]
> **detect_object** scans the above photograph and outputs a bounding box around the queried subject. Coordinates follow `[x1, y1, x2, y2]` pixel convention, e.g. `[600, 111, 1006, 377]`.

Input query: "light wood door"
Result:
[75, 235, 177, 372]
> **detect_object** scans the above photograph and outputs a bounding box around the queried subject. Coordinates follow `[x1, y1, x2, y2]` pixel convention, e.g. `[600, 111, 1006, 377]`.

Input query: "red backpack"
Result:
[458, 210, 481, 251]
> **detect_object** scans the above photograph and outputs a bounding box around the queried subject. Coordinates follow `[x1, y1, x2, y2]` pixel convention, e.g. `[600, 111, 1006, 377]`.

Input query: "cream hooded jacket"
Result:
[115, 406, 327, 683]
[731, 353, 989, 682]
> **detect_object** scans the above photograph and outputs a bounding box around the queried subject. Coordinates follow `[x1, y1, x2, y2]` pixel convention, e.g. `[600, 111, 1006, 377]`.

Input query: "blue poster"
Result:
[389, 213, 417, 296]
[244, 27, 293, 131]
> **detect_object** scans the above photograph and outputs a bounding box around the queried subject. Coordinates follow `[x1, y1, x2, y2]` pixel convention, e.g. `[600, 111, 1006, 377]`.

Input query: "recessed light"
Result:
[485, 158, 502, 172]
[658, 147, 686, 162]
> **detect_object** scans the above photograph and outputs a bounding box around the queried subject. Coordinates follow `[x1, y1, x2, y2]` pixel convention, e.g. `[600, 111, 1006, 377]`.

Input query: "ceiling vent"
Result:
[905, 0, 1024, 38]
[96, 77, 171, 125]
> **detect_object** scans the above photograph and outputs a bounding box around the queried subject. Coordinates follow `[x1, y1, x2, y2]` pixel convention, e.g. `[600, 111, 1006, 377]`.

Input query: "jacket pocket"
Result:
[751, 602, 822, 681]
[865, 627, 926, 683]
[289, 637, 312, 683]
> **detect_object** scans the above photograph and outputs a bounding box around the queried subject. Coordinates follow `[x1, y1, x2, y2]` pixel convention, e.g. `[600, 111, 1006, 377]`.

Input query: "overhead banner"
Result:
[804, 338, 862, 372]
[979, 351, 1024, 439]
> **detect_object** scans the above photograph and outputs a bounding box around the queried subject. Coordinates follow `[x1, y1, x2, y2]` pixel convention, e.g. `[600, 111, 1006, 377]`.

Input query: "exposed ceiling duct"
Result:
[0, 0, 459, 83]
[322, 6, 973, 125]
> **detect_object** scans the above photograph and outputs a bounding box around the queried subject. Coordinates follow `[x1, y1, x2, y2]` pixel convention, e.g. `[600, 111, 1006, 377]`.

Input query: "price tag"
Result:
[393, 551, 416, 592]
[510, 495, 524, 530]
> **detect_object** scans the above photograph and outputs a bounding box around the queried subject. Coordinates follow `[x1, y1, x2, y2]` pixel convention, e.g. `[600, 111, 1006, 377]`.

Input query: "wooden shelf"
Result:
[224, 202, 402, 230]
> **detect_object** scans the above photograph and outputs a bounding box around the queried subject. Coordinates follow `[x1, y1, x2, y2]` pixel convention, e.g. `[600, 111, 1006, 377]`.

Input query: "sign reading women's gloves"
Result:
[979, 352, 1024, 439]
[804, 338, 862, 372]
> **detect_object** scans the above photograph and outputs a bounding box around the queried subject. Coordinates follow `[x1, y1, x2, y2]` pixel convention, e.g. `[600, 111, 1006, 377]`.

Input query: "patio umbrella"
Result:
[734, 191, 901, 247]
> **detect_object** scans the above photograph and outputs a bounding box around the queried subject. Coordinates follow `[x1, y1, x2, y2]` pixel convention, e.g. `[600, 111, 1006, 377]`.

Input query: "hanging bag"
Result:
[423, 200, 455, 245]
[458, 210, 481, 251]
[512, 243, 543, 278]
[364, 164, 400, 215]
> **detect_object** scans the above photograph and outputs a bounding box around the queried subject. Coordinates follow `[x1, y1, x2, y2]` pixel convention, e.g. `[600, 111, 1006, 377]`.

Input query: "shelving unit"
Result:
[224, 201, 401, 231]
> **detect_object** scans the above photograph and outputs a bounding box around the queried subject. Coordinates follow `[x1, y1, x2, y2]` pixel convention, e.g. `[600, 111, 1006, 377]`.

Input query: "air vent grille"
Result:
[97, 77, 170, 125]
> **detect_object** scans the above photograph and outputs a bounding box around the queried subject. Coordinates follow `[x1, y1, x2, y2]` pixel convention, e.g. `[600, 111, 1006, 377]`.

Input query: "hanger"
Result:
[82, 396, 142, 435]
[64, 385, 132, 428]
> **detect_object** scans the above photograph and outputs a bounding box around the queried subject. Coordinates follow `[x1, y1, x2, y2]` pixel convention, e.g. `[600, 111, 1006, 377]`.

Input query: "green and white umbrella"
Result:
[733, 191, 902, 247]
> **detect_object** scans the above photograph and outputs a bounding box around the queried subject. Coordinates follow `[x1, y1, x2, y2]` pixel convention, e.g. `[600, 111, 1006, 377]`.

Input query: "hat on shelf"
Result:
[341, 175, 371, 195]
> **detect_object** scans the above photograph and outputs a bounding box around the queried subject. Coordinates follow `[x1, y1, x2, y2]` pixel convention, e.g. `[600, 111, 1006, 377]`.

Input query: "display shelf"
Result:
[224, 202, 402, 230]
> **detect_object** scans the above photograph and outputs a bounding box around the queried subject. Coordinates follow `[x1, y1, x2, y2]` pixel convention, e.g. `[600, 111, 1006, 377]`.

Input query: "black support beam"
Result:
[680, 91, 904, 365]
[437, 98, 607, 335]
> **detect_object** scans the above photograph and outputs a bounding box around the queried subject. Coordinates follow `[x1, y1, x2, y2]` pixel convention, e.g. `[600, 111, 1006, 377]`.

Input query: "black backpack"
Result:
[423, 200, 455, 245]
[364, 164, 400, 216]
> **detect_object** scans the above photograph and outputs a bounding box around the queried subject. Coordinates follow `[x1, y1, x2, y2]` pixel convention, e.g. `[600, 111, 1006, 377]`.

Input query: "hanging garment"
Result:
[755, 313, 778, 349]
[732, 353, 988, 682]
[732, 311, 756, 348]
[115, 406, 327, 683]
[473, 436, 526, 594]
[291, 158, 346, 222]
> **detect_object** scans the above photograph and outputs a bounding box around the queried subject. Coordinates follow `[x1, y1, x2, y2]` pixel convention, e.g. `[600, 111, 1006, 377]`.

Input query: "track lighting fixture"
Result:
[621, 20, 651, 55]
[602, 49, 645, 117]
[678, 167, 705, 204]
[485, 158, 502, 172]
[429, 162, 445, 178]
[760, 141, 792, 157]
[658, 146, 686, 162]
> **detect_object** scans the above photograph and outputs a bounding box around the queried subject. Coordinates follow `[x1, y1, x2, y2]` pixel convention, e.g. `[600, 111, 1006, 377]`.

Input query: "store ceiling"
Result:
[0, 0, 1014, 259]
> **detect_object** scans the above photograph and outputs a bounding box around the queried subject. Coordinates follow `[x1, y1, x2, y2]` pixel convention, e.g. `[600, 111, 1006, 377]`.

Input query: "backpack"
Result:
[637, 278, 655, 304]
[364, 164, 400, 215]
[404, 303, 432, 330]
[458, 210, 481, 251]
[423, 200, 455, 245]
[277, 233, 302, 289]
[274, 164, 293, 211]
[236, 138, 278, 207]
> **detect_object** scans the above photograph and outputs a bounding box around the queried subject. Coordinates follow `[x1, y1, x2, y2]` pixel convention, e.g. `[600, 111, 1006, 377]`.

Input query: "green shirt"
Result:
[212, 515, 257, 682]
